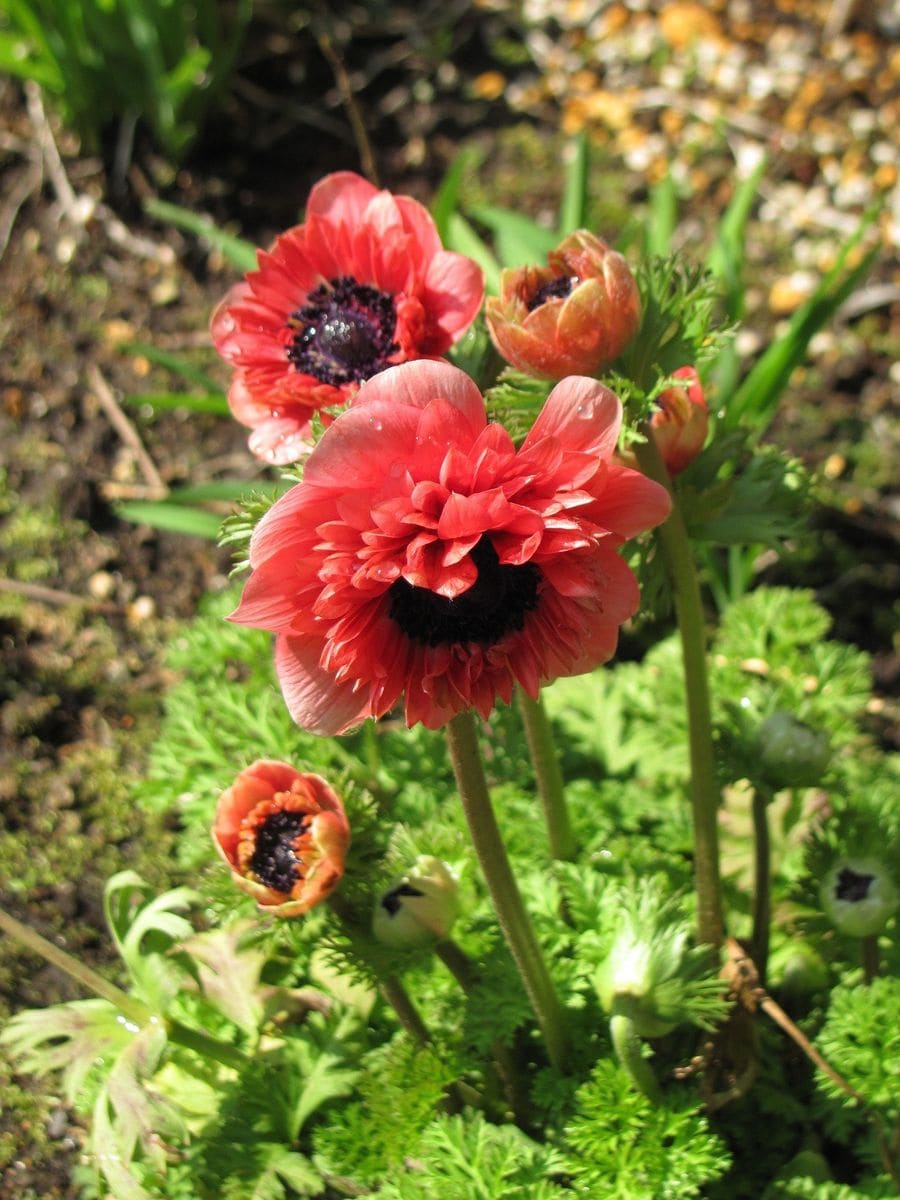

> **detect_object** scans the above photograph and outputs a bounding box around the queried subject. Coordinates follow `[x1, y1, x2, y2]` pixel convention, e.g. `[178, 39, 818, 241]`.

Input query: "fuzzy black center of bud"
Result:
[287, 275, 399, 386]
[381, 882, 425, 916]
[388, 536, 541, 648]
[835, 866, 875, 903]
[528, 274, 578, 310]
[250, 810, 309, 892]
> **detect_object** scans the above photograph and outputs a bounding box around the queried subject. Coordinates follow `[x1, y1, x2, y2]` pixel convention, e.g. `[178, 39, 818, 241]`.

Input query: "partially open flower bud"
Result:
[485, 230, 641, 379]
[649, 366, 708, 475]
[820, 856, 899, 938]
[755, 712, 830, 789]
[372, 856, 459, 948]
[212, 760, 350, 917]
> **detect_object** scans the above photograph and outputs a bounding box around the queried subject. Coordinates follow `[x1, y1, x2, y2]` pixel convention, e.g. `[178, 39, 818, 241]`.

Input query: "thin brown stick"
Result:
[87, 364, 167, 493]
[758, 993, 865, 1105]
[0, 577, 118, 613]
[314, 24, 380, 185]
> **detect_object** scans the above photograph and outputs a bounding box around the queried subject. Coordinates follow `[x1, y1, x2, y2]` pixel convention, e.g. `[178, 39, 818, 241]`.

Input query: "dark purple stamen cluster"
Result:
[527, 274, 579, 311]
[381, 882, 425, 916]
[287, 275, 399, 386]
[250, 810, 310, 892]
[835, 866, 875, 903]
[388, 536, 541, 648]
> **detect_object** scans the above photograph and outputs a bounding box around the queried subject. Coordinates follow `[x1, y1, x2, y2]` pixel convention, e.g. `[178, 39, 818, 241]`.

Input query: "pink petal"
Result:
[351, 360, 486, 436]
[424, 251, 486, 341]
[305, 171, 379, 225]
[303, 397, 421, 490]
[275, 634, 371, 735]
[588, 464, 672, 539]
[523, 377, 623, 460]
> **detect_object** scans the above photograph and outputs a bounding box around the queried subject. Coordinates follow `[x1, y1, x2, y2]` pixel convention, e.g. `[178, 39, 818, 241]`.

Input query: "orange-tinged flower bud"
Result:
[485, 230, 641, 380]
[650, 366, 708, 475]
[212, 760, 350, 917]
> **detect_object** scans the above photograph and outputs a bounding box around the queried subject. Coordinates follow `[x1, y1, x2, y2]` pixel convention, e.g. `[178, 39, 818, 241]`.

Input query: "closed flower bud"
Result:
[485, 230, 641, 380]
[372, 856, 459, 948]
[755, 712, 830, 789]
[650, 366, 708, 475]
[212, 760, 350, 917]
[820, 856, 899, 938]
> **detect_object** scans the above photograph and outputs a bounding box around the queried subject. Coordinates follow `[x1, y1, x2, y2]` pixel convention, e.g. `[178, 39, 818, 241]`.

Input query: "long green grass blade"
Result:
[118, 342, 222, 392]
[726, 212, 880, 434]
[559, 132, 589, 235]
[645, 173, 678, 258]
[446, 213, 502, 295]
[166, 480, 287, 503]
[114, 502, 222, 539]
[467, 206, 558, 268]
[706, 156, 768, 319]
[432, 147, 482, 244]
[123, 391, 229, 416]
[143, 198, 257, 272]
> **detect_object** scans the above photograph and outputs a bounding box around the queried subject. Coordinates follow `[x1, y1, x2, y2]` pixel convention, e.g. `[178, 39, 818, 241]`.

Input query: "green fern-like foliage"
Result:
[312, 1039, 458, 1189]
[815, 977, 900, 1124]
[564, 1058, 731, 1198]
[367, 1112, 568, 1199]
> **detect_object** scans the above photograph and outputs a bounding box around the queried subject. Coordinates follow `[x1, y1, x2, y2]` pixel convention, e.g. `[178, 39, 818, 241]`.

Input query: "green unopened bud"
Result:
[593, 882, 726, 1039]
[372, 856, 459, 949]
[820, 856, 899, 938]
[755, 712, 830, 789]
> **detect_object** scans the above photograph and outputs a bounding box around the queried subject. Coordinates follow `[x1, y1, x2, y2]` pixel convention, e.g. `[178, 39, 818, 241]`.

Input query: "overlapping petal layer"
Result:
[231, 361, 670, 733]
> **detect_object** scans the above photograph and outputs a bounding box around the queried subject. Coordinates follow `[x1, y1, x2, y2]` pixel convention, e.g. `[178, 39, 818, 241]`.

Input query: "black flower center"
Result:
[835, 867, 875, 903]
[528, 274, 578, 311]
[381, 882, 425, 916]
[250, 810, 310, 893]
[286, 275, 399, 386]
[388, 536, 541, 648]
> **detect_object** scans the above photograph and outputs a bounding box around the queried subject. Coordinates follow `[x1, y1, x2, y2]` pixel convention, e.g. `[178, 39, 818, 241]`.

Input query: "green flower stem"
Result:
[633, 431, 725, 948]
[862, 935, 879, 984]
[609, 1005, 662, 1104]
[0, 906, 248, 1071]
[517, 687, 576, 861]
[751, 785, 773, 982]
[379, 975, 431, 1045]
[445, 710, 568, 1070]
[435, 939, 530, 1122]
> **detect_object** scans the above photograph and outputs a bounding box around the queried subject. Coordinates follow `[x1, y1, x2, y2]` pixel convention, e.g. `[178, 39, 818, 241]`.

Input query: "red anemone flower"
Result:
[212, 760, 350, 916]
[211, 172, 484, 464]
[485, 230, 641, 380]
[230, 360, 671, 733]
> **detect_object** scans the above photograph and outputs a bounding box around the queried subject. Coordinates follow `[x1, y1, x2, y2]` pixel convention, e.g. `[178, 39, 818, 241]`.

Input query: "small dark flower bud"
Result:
[820, 856, 898, 938]
[372, 856, 459, 948]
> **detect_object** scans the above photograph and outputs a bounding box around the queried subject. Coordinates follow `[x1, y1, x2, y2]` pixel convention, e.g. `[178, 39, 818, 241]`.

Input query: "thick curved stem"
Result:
[445, 710, 568, 1069]
[609, 1007, 662, 1104]
[517, 688, 576, 861]
[633, 432, 724, 948]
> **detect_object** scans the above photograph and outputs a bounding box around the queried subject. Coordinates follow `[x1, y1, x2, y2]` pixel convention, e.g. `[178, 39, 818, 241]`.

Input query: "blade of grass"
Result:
[446, 213, 502, 295]
[143, 197, 257, 272]
[644, 172, 678, 258]
[166, 480, 288, 504]
[467, 206, 558, 268]
[122, 391, 230, 416]
[706, 156, 768, 320]
[726, 212, 880, 434]
[432, 146, 483, 245]
[118, 342, 222, 393]
[114, 502, 222, 540]
[558, 131, 589, 235]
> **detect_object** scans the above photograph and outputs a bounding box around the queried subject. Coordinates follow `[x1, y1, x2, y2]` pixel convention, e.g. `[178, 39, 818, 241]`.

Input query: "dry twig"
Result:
[87, 364, 168, 494]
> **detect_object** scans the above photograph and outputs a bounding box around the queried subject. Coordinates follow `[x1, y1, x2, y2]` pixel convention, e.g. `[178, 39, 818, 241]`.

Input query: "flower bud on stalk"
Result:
[372, 856, 460, 948]
[212, 760, 350, 917]
[820, 856, 899, 938]
[754, 712, 831, 790]
[649, 366, 708, 475]
[485, 231, 641, 380]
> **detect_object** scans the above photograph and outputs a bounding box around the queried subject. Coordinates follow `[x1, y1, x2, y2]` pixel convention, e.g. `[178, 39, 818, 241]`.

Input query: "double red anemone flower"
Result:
[213, 760, 350, 916]
[211, 171, 484, 464]
[231, 360, 670, 733]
